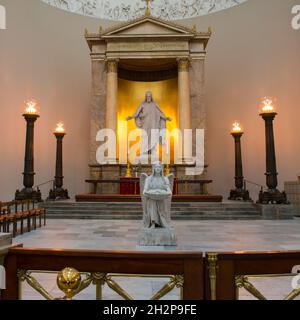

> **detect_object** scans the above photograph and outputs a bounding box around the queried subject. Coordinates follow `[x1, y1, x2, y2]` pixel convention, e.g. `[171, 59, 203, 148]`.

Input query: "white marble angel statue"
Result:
[140, 162, 174, 229]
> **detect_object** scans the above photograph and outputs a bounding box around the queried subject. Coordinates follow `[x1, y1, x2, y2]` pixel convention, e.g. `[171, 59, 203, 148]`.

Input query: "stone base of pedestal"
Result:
[284, 180, 300, 215]
[138, 228, 177, 246]
[257, 189, 289, 205]
[255, 204, 295, 220]
[228, 188, 252, 201]
[0, 233, 12, 249]
[47, 187, 70, 201]
[15, 188, 42, 202]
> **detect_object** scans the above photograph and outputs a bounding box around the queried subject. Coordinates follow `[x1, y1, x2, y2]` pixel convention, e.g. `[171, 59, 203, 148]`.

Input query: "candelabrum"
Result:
[48, 124, 69, 200]
[228, 123, 251, 201]
[124, 162, 132, 178]
[15, 101, 42, 202]
[258, 100, 288, 204]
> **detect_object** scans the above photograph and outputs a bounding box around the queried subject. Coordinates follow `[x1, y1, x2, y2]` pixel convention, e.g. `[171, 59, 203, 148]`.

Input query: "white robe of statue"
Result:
[127, 91, 171, 154]
[140, 163, 174, 229]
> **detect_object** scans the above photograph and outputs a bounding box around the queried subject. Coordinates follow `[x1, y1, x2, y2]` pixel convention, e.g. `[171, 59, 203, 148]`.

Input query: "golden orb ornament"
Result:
[57, 267, 81, 299]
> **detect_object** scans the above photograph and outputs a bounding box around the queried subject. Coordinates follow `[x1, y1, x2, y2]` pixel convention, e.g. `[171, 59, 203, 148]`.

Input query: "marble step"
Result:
[46, 211, 261, 220]
[43, 203, 257, 208]
[43, 205, 257, 211]
[47, 213, 261, 220]
[43, 201, 260, 220]
[45, 209, 258, 216]
[42, 201, 256, 208]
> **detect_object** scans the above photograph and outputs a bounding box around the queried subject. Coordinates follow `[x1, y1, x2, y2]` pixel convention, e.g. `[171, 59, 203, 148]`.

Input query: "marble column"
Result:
[190, 58, 206, 174]
[106, 59, 118, 133]
[178, 58, 191, 132]
[178, 58, 191, 162]
[90, 58, 107, 167]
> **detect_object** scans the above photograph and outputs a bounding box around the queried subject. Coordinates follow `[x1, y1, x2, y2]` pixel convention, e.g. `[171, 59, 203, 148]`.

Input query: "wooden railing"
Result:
[205, 251, 300, 300]
[1, 247, 204, 300]
[0, 200, 46, 237]
[1, 247, 300, 300]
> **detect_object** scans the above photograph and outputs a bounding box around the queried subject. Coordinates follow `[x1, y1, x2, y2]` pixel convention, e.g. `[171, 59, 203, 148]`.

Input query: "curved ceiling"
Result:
[42, 0, 248, 21]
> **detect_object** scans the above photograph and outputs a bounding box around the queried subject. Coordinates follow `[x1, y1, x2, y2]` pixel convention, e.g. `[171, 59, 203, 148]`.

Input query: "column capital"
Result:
[177, 58, 190, 72]
[106, 59, 119, 73]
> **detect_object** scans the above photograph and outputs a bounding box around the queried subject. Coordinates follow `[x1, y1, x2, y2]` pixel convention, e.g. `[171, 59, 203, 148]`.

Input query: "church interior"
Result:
[1, 0, 300, 303]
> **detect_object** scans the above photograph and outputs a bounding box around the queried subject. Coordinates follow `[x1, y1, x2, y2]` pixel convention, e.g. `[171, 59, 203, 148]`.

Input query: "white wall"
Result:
[0, 0, 299, 200]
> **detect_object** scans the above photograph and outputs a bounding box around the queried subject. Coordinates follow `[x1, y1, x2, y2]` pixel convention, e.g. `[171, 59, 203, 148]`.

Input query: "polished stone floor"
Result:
[13, 219, 300, 300]
[14, 218, 300, 251]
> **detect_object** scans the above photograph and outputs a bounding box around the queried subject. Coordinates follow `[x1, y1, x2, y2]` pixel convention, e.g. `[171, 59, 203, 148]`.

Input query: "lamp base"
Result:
[47, 187, 70, 201]
[15, 188, 42, 202]
[257, 189, 289, 204]
[228, 188, 252, 201]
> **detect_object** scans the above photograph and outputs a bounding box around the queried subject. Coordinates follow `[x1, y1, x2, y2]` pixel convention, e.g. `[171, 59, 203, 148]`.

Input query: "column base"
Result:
[256, 203, 294, 219]
[47, 187, 70, 201]
[257, 189, 289, 204]
[15, 188, 42, 202]
[228, 188, 252, 201]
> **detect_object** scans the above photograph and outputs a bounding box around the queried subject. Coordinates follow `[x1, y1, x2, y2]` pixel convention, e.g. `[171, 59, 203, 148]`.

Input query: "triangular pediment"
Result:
[102, 15, 195, 37]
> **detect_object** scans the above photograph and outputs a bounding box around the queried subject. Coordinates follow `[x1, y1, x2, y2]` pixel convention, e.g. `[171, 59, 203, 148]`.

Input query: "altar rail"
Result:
[2, 248, 300, 300]
[205, 251, 300, 300]
[0, 200, 46, 237]
[1, 247, 204, 300]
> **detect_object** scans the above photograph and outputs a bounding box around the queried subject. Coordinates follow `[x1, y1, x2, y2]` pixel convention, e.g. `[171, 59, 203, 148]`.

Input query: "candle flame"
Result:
[25, 99, 38, 115]
[261, 97, 275, 113]
[232, 122, 242, 133]
[55, 122, 65, 133]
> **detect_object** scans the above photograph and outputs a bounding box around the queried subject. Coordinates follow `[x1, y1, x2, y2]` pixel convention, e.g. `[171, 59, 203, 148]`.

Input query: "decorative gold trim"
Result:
[144, 0, 153, 17]
[125, 163, 132, 178]
[235, 275, 267, 300]
[178, 58, 190, 72]
[284, 287, 300, 300]
[18, 270, 55, 300]
[107, 60, 118, 73]
[207, 253, 218, 300]
[17, 269, 183, 300]
[106, 275, 134, 300]
[57, 267, 82, 300]
[165, 164, 170, 176]
[150, 275, 183, 300]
